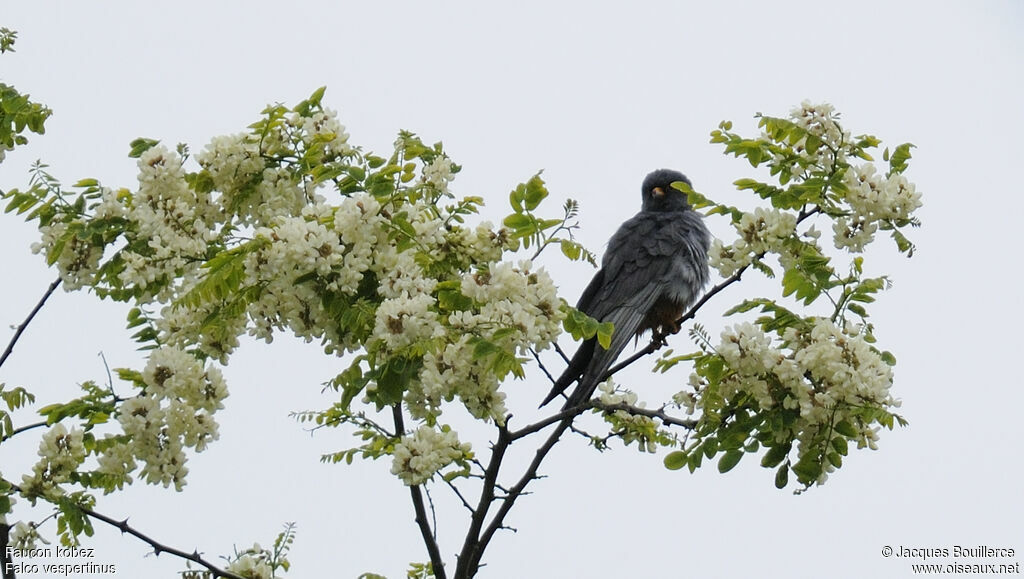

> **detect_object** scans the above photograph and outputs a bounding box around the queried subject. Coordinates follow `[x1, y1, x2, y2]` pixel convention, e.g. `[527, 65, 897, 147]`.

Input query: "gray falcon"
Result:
[540, 169, 711, 409]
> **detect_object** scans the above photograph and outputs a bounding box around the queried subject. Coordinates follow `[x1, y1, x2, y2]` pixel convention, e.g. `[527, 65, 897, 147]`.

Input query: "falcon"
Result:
[540, 169, 710, 409]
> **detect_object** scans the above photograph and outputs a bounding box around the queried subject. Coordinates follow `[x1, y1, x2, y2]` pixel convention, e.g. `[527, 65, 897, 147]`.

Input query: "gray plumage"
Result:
[540, 169, 710, 409]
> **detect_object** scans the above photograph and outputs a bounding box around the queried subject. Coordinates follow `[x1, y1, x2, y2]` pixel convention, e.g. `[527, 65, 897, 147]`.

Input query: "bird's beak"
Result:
[652, 187, 665, 198]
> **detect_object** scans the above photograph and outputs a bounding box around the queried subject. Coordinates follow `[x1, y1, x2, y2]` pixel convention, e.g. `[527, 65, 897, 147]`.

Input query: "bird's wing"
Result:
[560, 213, 681, 408]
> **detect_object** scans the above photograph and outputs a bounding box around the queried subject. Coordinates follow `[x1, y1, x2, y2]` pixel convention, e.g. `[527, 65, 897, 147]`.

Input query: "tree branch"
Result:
[1, 522, 12, 579]
[0, 277, 60, 370]
[78, 506, 247, 579]
[443, 478, 476, 515]
[3, 478, 245, 578]
[590, 401, 698, 431]
[508, 406, 580, 441]
[392, 404, 448, 579]
[453, 424, 511, 579]
[0, 420, 48, 443]
[469, 416, 573, 576]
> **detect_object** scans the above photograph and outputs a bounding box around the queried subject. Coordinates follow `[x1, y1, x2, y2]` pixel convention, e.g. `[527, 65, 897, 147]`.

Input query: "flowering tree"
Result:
[0, 31, 921, 579]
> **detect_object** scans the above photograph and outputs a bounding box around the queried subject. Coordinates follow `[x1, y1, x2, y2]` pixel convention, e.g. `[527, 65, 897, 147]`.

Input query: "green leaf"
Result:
[717, 449, 743, 473]
[522, 173, 548, 211]
[664, 450, 688, 471]
[128, 137, 160, 158]
[372, 355, 422, 406]
[559, 239, 581, 260]
[791, 457, 822, 484]
[887, 142, 915, 175]
[774, 463, 789, 489]
[595, 321, 614, 350]
[502, 213, 531, 230]
[831, 436, 849, 456]
[760, 442, 790, 468]
[833, 420, 857, 437]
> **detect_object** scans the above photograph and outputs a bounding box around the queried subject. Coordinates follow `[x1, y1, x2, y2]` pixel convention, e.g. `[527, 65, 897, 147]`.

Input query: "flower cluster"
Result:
[787, 101, 849, 172]
[455, 260, 564, 352]
[289, 107, 352, 158]
[97, 346, 227, 491]
[422, 156, 455, 194]
[30, 221, 103, 291]
[8, 520, 48, 551]
[597, 382, 661, 453]
[390, 425, 471, 486]
[413, 335, 504, 423]
[834, 163, 922, 252]
[685, 318, 897, 484]
[20, 423, 87, 501]
[709, 208, 797, 277]
[226, 543, 276, 579]
[119, 146, 221, 300]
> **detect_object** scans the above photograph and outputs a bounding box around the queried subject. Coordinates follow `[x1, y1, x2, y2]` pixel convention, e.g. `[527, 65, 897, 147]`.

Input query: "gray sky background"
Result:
[2, 2, 1023, 578]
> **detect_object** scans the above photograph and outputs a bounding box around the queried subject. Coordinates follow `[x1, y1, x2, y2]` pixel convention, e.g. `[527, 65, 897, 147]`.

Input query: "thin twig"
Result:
[529, 348, 556, 384]
[443, 478, 476, 514]
[590, 401, 698, 430]
[0, 419, 48, 443]
[0, 277, 61, 369]
[424, 485, 439, 543]
[4, 477, 245, 579]
[79, 506, 247, 579]
[508, 406, 580, 441]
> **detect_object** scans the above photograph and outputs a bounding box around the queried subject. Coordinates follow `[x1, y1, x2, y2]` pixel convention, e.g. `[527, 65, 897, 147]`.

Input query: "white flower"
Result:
[832, 216, 877, 252]
[423, 156, 454, 193]
[142, 346, 228, 412]
[412, 335, 507, 423]
[31, 221, 103, 291]
[708, 317, 897, 482]
[8, 521, 49, 551]
[708, 238, 748, 278]
[736, 207, 797, 254]
[457, 261, 564, 353]
[390, 426, 471, 486]
[789, 101, 848, 153]
[227, 554, 273, 579]
[290, 107, 352, 157]
[372, 294, 444, 352]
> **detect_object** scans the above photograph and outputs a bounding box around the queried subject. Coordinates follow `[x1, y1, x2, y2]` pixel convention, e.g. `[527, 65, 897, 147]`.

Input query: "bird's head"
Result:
[641, 168, 693, 212]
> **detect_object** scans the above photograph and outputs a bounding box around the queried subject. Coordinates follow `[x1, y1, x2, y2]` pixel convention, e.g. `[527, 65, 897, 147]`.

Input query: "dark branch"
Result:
[470, 416, 574, 575]
[529, 348, 557, 385]
[79, 506, 247, 579]
[0, 419, 48, 443]
[392, 404, 448, 579]
[590, 401, 697, 431]
[443, 478, 476, 515]
[508, 405, 581, 441]
[3, 478, 245, 578]
[1, 522, 12, 579]
[454, 424, 511, 578]
[0, 277, 60, 370]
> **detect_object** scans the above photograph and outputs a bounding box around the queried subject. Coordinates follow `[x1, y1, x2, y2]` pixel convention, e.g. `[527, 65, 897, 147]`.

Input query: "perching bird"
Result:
[540, 169, 710, 409]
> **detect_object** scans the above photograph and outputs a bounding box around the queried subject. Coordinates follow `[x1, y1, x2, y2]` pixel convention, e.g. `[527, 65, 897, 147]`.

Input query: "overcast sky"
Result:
[2, 2, 1023, 578]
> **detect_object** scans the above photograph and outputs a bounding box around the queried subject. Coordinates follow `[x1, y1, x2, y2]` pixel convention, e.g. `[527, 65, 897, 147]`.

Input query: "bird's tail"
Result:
[551, 313, 641, 410]
[559, 344, 620, 410]
[539, 338, 595, 408]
